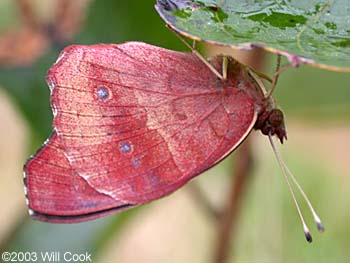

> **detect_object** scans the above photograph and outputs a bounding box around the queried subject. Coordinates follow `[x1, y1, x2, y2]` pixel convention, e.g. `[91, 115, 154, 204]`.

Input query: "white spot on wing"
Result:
[132, 156, 140, 167]
[42, 137, 51, 146]
[96, 86, 110, 100]
[79, 173, 91, 180]
[52, 104, 58, 117]
[63, 150, 75, 164]
[46, 76, 56, 92]
[119, 141, 133, 154]
[55, 51, 66, 64]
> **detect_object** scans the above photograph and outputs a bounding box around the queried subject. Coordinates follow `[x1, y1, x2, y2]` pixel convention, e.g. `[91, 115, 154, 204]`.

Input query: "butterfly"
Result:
[24, 42, 287, 223]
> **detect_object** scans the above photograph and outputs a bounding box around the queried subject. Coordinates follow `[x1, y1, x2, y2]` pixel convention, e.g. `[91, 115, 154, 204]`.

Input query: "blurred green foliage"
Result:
[275, 63, 350, 121]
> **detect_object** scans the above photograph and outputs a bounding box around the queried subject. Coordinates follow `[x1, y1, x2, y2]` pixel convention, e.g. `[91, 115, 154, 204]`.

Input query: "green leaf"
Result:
[155, 0, 350, 72]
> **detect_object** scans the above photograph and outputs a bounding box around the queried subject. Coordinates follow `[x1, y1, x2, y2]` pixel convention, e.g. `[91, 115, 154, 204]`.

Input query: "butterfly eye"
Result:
[96, 86, 110, 100]
[268, 108, 284, 127]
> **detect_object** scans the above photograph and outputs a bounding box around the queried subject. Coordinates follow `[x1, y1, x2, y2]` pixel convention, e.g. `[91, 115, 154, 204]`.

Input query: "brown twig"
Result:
[214, 137, 253, 263]
[188, 183, 221, 221]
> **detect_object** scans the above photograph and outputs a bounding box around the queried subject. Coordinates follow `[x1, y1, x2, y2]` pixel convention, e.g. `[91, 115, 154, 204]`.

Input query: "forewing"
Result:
[24, 132, 133, 223]
[49, 42, 257, 204]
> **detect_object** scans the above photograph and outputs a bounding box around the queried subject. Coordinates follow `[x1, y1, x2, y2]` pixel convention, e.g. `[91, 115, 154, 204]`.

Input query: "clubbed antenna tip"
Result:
[268, 134, 325, 243]
[305, 231, 313, 243]
[317, 221, 325, 233]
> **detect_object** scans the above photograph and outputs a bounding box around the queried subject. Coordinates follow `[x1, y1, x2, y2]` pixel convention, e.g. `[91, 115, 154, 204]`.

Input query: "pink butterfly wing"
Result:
[37, 42, 259, 211]
[24, 42, 261, 223]
[24, 132, 133, 223]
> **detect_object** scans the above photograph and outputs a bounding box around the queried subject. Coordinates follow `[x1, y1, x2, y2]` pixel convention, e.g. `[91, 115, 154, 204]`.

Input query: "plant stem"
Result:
[188, 183, 221, 221]
[214, 137, 253, 263]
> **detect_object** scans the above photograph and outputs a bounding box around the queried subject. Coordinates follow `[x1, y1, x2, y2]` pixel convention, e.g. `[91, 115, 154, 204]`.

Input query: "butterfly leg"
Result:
[266, 54, 291, 98]
[165, 24, 224, 80]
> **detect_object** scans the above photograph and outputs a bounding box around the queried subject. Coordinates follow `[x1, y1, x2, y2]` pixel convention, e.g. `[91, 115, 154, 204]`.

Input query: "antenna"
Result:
[268, 134, 325, 242]
[279, 153, 325, 233]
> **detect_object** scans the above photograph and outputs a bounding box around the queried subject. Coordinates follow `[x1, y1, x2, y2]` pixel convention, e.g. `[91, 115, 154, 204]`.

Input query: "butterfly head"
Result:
[256, 108, 287, 144]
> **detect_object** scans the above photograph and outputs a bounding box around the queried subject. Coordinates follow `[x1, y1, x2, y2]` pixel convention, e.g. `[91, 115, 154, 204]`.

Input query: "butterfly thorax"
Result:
[216, 56, 287, 144]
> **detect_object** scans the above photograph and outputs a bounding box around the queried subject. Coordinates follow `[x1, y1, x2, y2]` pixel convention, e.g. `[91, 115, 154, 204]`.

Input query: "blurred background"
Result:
[0, 0, 349, 262]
